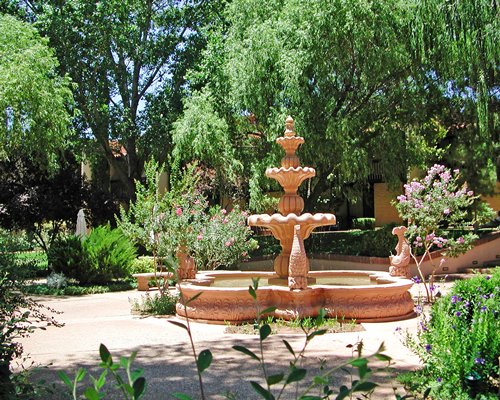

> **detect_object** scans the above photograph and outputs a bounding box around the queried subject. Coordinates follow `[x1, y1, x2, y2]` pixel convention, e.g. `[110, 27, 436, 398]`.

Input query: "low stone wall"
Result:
[241, 231, 500, 277]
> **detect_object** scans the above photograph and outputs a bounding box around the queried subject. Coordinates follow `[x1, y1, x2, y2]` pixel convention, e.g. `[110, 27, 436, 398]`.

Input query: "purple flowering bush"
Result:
[400, 268, 500, 399]
[394, 164, 492, 301]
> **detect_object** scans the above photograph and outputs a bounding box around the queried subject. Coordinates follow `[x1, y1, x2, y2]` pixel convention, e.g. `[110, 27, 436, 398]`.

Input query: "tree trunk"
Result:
[99, 139, 137, 203]
[304, 175, 329, 211]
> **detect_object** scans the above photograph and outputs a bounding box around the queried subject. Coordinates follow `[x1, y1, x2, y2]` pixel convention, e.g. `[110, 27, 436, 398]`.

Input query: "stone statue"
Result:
[288, 225, 309, 289]
[177, 246, 197, 280]
[389, 226, 411, 278]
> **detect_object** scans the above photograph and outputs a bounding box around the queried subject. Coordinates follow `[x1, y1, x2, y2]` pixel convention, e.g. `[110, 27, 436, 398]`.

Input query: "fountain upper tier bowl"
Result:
[176, 270, 415, 324]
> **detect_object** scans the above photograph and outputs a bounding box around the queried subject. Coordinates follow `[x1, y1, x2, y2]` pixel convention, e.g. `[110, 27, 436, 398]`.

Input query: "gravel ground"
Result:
[16, 283, 451, 399]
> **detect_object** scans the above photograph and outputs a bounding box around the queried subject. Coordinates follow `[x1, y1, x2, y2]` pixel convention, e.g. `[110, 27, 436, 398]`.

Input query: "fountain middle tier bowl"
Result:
[247, 212, 336, 238]
[265, 167, 316, 190]
[176, 270, 415, 324]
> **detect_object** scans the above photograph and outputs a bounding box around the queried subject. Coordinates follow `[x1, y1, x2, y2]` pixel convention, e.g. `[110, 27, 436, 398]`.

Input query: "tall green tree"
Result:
[0, 14, 73, 165]
[175, 0, 445, 211]
[410, 0, 499, 194]
[35, 0, 213, 200]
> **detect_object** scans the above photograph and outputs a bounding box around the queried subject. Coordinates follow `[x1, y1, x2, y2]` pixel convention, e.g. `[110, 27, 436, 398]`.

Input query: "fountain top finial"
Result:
[284, 116, 295, 137]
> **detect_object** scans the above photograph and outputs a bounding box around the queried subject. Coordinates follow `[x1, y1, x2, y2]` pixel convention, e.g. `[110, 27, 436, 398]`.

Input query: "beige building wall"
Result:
[480, 181, 500, 212]
[374, 183, 403, 227]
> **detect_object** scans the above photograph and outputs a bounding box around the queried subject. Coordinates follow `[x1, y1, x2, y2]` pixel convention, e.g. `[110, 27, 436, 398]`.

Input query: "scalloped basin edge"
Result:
[176, 270, 415, 324]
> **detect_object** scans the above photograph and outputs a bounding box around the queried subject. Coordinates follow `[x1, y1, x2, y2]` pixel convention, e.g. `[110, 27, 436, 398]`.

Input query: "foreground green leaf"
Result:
[266, 373, 284, 385]
[233, 345, 260, 361]
[99, 344, 112, 365]
[133, 377, 146, 398]
[259, 324, 272, 341]
[250, 381, 275, 400]
[353, 381, 377, 392]
[197, 349, 213, 373]
[286, 367, 307, 384]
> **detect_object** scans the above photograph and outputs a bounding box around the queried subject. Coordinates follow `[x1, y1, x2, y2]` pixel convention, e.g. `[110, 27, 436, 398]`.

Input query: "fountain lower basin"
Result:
[176, 270, 415, 323]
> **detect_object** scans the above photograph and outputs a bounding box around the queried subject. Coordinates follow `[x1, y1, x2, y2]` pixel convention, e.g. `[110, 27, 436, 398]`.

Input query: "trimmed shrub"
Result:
[352, 218, 376, 230]
[130, 256, 156, 274]
[24, 281, 134, 296]
[0, 228, 34, 252]
[49, 226, 137, 285]
[250, 234, 282, 258]
[306, 224, 397, 257]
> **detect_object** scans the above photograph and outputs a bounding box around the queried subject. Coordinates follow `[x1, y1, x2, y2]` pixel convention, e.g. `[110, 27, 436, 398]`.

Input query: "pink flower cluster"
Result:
[423, 164, 447, 185]
[396, 165, 475, 211]
[413, 236, 423, 246]
[413, 233, 448, 248]
[404, 180, 425, 196]
[426, 233, 447, 248]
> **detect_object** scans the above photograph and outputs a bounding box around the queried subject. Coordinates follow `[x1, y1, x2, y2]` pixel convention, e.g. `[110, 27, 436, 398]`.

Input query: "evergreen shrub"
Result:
[49, 226, 137, 285]
[352, 217, 376, 230]
[48, 235, 90, 282]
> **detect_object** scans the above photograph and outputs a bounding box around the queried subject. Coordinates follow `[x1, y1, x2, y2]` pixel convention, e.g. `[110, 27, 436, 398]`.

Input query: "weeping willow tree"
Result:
[172, 0, 497, 211]
[179, 0, 434, 212]
[0, 14, 73, 166]
[411, 0, 499, 193]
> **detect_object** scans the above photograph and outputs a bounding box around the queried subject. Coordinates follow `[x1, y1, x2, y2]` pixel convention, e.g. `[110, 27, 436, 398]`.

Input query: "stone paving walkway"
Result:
[17, 285, 438, 399]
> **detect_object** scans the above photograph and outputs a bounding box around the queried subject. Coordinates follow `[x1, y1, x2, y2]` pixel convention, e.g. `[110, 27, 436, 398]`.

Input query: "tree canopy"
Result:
[174, 0, 442, 210]
[173, 0, 498, 211]
[410, 0, 499, 194]
[0, 14, 73, 165]
[32, 0, 217, 200]
[0, 0, 497, 213]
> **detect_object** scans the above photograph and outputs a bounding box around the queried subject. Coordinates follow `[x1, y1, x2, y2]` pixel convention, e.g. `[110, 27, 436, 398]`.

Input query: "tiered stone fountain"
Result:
[247, 116, 336, 288]
[176, 117, 415, 323]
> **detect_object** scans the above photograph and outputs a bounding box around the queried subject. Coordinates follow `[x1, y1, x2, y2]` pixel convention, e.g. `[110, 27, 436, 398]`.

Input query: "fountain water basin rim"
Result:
[176, 270, 415, 324]
[181, 270, 412, 289]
